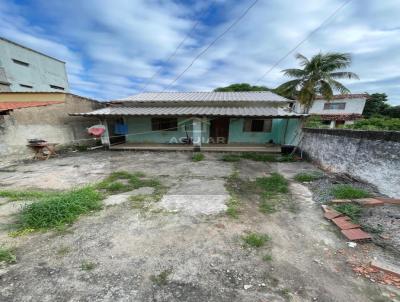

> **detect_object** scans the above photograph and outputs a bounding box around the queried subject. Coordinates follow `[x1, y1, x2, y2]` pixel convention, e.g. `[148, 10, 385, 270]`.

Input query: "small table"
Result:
[27, 143, 58, 160]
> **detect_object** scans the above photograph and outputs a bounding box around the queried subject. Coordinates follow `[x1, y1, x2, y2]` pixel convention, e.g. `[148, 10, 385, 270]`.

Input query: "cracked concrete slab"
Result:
[158, 194, 228, 215]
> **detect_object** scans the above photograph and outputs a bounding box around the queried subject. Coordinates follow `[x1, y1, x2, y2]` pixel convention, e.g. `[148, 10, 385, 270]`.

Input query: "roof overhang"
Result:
[70, 106, 307, 118]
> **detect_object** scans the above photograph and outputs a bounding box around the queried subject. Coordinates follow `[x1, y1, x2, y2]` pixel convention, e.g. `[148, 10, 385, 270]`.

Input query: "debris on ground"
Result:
[351, 263, 400, 288]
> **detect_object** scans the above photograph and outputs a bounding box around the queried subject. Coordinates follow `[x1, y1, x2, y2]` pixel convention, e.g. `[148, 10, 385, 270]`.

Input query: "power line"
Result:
[160, 0, 259, 92]
[140, 4, 213, 93]
[255, 0, 353, 84]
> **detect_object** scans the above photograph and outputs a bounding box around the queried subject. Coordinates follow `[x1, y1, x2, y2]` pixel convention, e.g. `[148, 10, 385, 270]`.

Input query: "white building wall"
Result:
[0, 38, 69, 92]
[308, 98, 366, 115]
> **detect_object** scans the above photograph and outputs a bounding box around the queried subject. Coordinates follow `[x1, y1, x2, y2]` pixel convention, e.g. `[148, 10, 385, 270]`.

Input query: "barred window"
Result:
[151, 118, 178, 131]
[243, 119, 272, 132]
[324, 102, 346, 110]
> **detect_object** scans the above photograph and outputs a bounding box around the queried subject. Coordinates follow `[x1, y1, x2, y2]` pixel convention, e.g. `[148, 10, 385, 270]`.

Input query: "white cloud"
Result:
[0, 0, 399, 104]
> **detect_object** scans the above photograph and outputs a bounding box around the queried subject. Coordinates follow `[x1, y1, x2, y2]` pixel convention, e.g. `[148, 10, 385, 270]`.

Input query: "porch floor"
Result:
[109, 143, 281, 153]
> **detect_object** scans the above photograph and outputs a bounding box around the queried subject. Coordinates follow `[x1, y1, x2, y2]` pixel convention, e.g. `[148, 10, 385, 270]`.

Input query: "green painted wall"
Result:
[125, 116, 302, 145]
[126, 117, 193, 143]
[227, 118, 282, 144]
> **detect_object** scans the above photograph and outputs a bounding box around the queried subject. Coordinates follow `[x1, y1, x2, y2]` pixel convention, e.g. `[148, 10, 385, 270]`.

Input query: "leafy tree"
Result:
[382, 105, 400, 118]
[276, 52, 359, 112]
[363, 93, 390, 117]
[214, 83, 270, 92]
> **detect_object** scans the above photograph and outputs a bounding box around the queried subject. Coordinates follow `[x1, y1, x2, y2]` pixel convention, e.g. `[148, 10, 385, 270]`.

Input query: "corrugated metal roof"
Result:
[315, 94, 368, 100]
[115, 91, 289, 103]
[0, 101, 63, 111]
[72, 106, 306, 117]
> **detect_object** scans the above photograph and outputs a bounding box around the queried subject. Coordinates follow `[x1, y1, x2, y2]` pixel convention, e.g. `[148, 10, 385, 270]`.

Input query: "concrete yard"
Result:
[0, 151, 398, 302]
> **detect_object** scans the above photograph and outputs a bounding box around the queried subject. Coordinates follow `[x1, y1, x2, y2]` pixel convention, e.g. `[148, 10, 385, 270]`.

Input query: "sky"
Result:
[0, 0, 399, 104]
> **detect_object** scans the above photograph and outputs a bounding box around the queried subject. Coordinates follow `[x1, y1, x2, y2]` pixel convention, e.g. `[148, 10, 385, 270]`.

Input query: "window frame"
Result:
[323, 102, 346, 110]
[151, 117, 178, 131]
[243, 118, 272, 133]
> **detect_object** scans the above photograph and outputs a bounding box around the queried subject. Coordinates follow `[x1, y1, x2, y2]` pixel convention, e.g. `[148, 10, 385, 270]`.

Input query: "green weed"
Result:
[262, 254, 273, 262]
[19, 187, 102, 230]
[331, 185, 370, 199]
[242, 233, 271, 248]
[80, 260, 96, 271]
[334, 203, 362, 223]
[294, 171, 323, 182]
[221, 154, 242, 162]
[150, 270, 171, 286]
[0, 190, 56, 201]
[226, 196, 240, 218]
[256, 173, 289, 197]
[0, 246, 16, 264]
[192, 153, 205, 162]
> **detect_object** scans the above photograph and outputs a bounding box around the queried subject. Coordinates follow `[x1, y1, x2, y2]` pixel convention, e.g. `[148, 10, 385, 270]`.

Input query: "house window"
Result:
[50, 84, 65, 90]
[12, 59, 29, 66]
[19, 84, 33, 88]
[324, 102, 346, 110]
[243, 119, 272, 132]
[151, 117, 178, 131]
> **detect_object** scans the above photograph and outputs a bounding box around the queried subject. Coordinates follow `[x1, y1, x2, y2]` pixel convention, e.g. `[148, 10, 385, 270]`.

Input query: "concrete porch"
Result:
[109, 143, 281, 153]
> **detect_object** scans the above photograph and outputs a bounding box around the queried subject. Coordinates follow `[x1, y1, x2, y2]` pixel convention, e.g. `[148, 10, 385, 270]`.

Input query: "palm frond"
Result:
[295, 53, 310, 67]
[329, 72, 359, 80]
[328, 79, 351, 94]
[319, 80, 333, 101]
[281, 68, 307, 78]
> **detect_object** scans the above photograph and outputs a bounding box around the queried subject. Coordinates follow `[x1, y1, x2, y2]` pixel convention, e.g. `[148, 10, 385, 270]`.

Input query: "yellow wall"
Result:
[0, 92, 66, 102]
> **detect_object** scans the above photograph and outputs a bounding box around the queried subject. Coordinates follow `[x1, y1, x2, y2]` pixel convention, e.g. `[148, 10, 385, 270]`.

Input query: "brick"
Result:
[332, 216, 360, 230]
[370, 259, 400, 278]
[330, 199, 353, 204]
[353, 198, 384, 207]
[375, 197, 400, 205]
[324, 209, 343, 220]
[341, 228, 372, 241]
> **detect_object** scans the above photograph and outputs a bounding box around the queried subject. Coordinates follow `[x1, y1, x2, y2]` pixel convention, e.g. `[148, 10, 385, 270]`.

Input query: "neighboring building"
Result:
[294, 94, 368, 128]
[0, 37, 69, 93]
[0, 92, 104, 164]
[72, 91, 306, 151]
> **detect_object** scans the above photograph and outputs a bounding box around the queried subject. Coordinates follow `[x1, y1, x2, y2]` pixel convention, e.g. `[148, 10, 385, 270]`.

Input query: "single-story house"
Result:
[72, 91, 307, 152]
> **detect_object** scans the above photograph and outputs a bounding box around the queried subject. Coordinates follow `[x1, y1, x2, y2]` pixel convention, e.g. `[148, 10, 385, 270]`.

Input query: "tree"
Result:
[362, 93, 390, 117]
[214, 83, 270, 92]
[383, 105, 400, 118]
[276, 52, 359, 112]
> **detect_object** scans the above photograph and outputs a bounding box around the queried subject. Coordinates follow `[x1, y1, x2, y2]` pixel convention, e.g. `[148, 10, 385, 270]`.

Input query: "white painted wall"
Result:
[0, 38, 69, 92]
[294, 97, 366, 115]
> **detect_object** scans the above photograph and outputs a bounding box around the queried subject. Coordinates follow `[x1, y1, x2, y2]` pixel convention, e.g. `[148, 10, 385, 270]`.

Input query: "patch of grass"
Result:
[242, 232, 271, 248]
[334, 203, 362, 223]
[96, 171, 161, 194]
[19, 186, 102, 230]
[0, 190, 55, 201]
[256, 173, 289, 198]
[259, 200, 276, 213]
[221, 154, 241, 162]
[331, 185, 371, 199]
[0, 246, 16, 264]
[294, 171, 323, 182]
[56, 246, 71, 256]
[361, 224, 383, 234]
[80, 260, 96, 271]
[262, 254, 273, 262]
[150, 270, 171, 286]
[192, 153, 205, 162]
[226, 196, 240, 218]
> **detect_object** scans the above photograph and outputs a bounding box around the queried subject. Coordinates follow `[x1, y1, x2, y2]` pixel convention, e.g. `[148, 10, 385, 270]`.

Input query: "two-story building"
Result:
[0, 37, 69, 93]
[294, 94, 368, 128]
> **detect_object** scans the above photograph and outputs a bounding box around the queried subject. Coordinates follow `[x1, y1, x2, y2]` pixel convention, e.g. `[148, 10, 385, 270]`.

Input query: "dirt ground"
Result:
[0, 151, 399, 302]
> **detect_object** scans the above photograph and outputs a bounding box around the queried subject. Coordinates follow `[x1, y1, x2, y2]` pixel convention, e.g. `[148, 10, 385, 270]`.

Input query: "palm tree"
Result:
[276, 52, 359, 112]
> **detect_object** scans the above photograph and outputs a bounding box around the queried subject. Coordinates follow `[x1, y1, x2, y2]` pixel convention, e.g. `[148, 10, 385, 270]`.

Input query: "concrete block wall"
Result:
[300, 128, 400, 198]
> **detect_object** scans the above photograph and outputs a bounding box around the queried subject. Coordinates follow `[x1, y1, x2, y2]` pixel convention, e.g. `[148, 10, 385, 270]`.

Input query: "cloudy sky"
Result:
[1, 0, 399, 104]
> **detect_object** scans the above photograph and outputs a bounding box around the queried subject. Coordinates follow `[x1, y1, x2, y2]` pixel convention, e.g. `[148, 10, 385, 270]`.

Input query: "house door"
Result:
[209, 117, 230, 144]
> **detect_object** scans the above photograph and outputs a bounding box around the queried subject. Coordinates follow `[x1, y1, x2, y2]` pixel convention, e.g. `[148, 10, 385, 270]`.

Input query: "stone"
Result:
[243, 285, 253, 290]
[341, 229, 372, 241]
[332, 216, 360, 230]
[353, 198, 384, 207]
[121, 187, 155, 196]
[103, 194, 130, 206]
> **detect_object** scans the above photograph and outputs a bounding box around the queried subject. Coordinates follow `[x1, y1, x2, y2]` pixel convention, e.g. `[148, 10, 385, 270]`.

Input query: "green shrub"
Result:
[0, 246, 16, 264]
[192, 153, 205, 162]
[294, 171, 323, 182]
[242, 233, 271, 248]
[331, 185, 370, 199]
[19, 187, 102, 230]
[345, 117, 400, 131]
[334, 203, 362, 223]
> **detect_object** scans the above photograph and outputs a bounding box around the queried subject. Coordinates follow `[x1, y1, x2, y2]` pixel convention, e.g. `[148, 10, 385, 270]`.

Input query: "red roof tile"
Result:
[0, 101, 63, 111]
